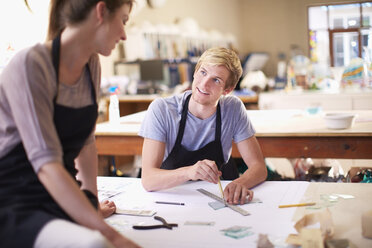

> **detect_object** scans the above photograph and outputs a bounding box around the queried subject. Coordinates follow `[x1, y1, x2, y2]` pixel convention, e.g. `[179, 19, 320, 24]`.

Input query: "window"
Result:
[0, 1, 49, 74]
[308, 2, 372, 67]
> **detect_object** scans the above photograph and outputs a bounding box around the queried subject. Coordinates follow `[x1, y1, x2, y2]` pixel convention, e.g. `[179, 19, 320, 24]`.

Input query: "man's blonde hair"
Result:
[194, 47, 243, 90]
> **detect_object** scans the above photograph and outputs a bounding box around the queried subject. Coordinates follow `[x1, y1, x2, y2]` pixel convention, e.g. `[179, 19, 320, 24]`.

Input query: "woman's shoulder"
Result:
[25, 43, 51, 63]
[4, 44, 47, 69]
[23, 43, 54, 76]
[1, 44, 52, 85]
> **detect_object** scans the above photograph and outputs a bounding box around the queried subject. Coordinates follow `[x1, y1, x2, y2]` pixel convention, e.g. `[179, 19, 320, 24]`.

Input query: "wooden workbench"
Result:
[95, 110, 372, 159]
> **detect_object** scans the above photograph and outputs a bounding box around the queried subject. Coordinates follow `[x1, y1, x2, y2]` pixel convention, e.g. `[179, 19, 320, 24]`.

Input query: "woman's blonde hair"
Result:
[46, 0, 135, 40]
[194, 47, 243, 90]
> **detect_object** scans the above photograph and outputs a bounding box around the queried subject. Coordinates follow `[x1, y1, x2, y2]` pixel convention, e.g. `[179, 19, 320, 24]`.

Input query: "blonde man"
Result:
[140, 47, 267, 205]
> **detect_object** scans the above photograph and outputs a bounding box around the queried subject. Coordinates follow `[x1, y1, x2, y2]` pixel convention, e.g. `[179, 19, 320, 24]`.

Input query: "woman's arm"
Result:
[75, 140, 116, 218]
[75, 141, 98, 195]
[37, 162, 139, 247]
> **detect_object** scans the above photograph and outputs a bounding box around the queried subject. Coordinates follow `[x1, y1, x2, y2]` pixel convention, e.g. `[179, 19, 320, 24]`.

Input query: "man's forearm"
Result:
[238, 164, 267, 188]
[142, 166, 190, 191]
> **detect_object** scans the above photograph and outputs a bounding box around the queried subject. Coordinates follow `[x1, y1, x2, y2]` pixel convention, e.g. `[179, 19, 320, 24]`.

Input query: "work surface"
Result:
[95, 110, 372, 159]
[98, 177, 372, 248]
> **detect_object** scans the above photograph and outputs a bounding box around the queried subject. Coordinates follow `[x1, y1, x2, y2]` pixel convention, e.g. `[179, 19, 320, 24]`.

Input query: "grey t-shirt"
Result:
[0, 43, 101, 172]
[139, 90, 255, 163]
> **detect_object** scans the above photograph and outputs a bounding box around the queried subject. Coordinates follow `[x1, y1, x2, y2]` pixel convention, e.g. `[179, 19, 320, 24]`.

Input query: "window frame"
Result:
[307, 2, 371, 67]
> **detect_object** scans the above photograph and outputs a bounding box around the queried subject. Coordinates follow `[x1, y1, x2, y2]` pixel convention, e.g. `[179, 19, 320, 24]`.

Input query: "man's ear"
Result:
[223, 86, 234, 95]
[95, 1, 107, 24]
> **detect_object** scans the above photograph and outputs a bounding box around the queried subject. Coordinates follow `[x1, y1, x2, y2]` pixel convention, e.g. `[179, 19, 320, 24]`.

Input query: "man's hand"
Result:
[224, 180, 253, 205]
[187, 159, 222, 184]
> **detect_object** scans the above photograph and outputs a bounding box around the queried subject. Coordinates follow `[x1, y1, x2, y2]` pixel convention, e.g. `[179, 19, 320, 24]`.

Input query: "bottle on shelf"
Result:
[108, 86, 120, 125]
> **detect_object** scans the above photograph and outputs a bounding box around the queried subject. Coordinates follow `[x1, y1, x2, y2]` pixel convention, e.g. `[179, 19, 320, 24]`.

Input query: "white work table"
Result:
[98, 177, 372, 248]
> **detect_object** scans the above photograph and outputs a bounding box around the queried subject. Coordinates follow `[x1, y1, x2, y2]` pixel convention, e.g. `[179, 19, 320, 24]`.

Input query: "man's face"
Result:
[191, 64, 231, 107]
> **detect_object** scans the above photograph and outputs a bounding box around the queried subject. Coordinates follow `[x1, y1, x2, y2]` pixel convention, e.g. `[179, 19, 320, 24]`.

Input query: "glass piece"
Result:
[309, 30, 330, 64]
[208, 201, 226, 210]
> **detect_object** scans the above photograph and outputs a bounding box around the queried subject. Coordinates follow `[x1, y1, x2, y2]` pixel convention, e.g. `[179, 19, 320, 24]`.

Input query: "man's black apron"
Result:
[0, 35, 98, 248]
[161, 94, 239, 180]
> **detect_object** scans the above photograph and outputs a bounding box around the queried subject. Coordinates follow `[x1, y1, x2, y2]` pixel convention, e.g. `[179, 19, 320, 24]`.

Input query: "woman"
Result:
[0, 0, 139, 247]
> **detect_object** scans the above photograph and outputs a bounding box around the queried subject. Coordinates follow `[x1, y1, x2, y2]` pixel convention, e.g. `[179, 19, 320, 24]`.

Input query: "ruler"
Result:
[197, 188, 250, 216]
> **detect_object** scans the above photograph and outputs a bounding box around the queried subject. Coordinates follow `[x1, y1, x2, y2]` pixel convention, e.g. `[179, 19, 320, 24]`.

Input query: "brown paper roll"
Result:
[362, 210, 372, 239]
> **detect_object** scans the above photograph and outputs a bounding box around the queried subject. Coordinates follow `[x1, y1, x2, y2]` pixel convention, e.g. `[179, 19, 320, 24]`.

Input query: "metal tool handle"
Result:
[132, 225, 166, 230]
[132, 216, 178, 230]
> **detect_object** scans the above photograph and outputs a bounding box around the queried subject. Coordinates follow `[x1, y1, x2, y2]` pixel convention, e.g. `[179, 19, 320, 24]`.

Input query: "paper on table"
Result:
[97, 178, 132, 201]
[286, 208, 334, 246]
[98, 177, 155, 210]
[100, 178, 310, 248]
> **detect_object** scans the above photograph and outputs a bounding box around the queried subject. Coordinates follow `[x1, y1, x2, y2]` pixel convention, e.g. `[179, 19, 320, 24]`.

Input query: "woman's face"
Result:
[96, 3, 131, 56]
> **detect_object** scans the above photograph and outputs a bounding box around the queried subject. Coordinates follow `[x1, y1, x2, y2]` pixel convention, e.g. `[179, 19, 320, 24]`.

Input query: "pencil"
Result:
[155, 201, 185, 206]
[217, 178, 227, 206]
[278, 202, 316, 208]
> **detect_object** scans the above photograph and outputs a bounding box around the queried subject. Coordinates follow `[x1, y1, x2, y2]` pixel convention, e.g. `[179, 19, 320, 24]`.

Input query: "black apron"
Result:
[0, 35, 98, 248]
[161, 94, 239, 180]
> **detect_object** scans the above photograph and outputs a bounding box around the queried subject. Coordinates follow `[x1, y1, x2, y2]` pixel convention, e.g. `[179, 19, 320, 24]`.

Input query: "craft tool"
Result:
[133, 216, 178, 230]
[116, 209, 156, 216]
[278, 202, 316, 208]
[217, 178, 227, 206]
[184, 221, 215, 226]
[197, 188, 250, 216]
[155, 201, 185, 206]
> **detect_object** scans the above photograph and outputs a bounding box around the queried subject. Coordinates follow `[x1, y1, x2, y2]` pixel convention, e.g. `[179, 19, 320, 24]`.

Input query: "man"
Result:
[139, 47, 267, 205]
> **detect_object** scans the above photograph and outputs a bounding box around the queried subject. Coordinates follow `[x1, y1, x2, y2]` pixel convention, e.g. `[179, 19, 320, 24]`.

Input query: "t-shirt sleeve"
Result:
[231, 97, 256, 143]
[2, 48, 63, 172]
[139, 98, 168, 143]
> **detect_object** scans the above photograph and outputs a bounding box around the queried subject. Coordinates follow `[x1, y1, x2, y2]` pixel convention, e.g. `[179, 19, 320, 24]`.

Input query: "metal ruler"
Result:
[197, 188, 250, 216]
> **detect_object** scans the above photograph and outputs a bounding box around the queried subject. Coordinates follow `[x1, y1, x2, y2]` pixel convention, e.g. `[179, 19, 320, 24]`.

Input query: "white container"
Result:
[323, 113, 356, 129]
[109, 94, 120, 124]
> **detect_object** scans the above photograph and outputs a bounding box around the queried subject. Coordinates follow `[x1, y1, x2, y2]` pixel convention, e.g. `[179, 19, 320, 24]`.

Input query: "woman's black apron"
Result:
[161, 94, 239, 180]
[0, 35, 98, 248]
